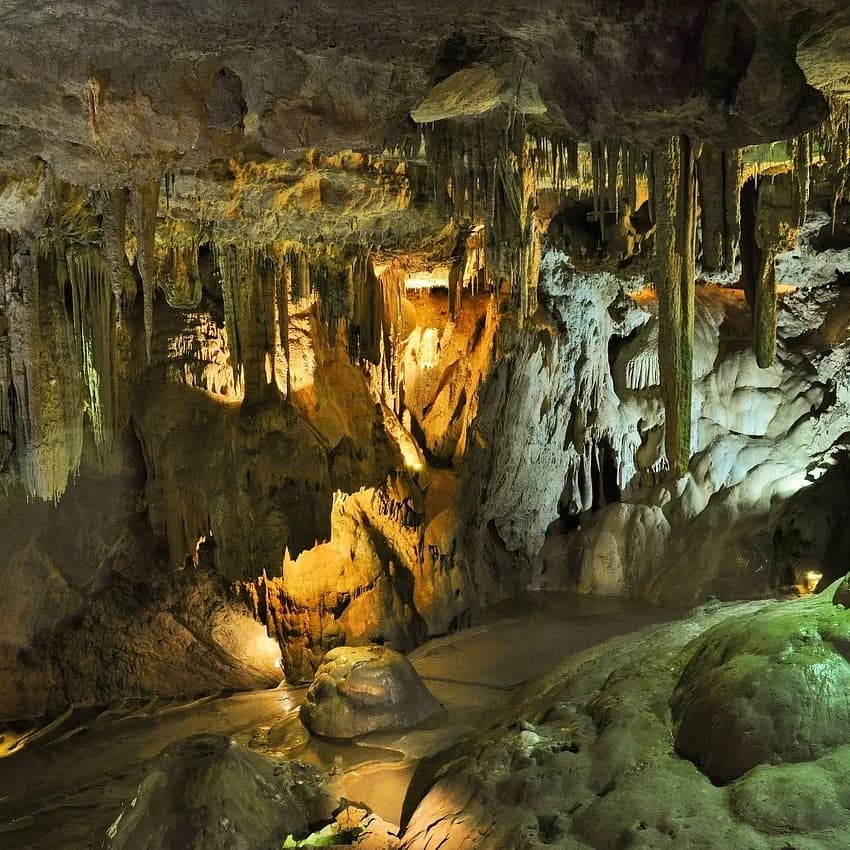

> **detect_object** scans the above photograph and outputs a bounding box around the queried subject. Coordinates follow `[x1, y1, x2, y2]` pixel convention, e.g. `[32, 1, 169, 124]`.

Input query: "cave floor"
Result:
[0, 592, 681, 849]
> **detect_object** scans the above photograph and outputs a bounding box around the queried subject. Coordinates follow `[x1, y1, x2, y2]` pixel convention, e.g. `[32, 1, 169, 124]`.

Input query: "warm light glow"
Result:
[418, 327, 440, 369]
[274, 658, 282, 670]
[404, 265, 451, 290]
[805, 570, 823, 594]
[399, 440, 425, 472]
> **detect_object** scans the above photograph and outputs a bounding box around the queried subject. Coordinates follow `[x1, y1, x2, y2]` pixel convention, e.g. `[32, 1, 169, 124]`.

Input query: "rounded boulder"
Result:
[300, 645, 442, 739]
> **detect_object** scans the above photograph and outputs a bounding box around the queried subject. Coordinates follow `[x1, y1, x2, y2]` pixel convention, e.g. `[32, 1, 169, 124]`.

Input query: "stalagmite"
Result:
[130, 177, 160, 361]
[653, 135, 697, 477]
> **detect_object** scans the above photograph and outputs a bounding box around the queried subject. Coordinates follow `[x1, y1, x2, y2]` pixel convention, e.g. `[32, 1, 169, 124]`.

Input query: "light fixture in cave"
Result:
[805, 570, 824, 594]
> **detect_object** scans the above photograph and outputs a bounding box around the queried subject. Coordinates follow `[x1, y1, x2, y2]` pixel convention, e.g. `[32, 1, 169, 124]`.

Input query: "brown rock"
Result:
[300, 645, 442, 739]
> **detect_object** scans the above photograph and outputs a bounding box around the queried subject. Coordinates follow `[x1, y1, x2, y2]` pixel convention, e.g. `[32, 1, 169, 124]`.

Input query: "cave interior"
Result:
[2, 1, 850, 848]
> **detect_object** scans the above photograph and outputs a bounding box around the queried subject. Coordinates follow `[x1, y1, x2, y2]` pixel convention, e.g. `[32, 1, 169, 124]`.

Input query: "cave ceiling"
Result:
[0, 0, 847, 188]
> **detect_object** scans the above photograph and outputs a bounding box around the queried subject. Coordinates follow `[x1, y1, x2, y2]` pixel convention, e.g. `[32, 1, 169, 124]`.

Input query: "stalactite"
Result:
[789, 134, 810, 227]
[722, 149, 743, 273]
[421, 111, 543, 321]
[215, 242, 243, 392]
[697, 144, 743, 273]
[591, 141, 606, 241]
[653, 135, 697, 477]
[816, 96, 850, 218]
[741, 169, 803, 369]
[66, 246, 117, 459]
[311, 250, 352, 345]
[624, 322, 661, 390]
[159, 222, 202, 310]
[486, 112, 540, 323]
[527, 131, 579, 190]
[276, 253, 292, 398]
[285, 248, 310, 303]
[100, 187, 131, 316]
[215, 244, 280, 404]
[348, 247, 382, 365]
[606, 138, 620, 219]
[448, 230, 466, 320]
[378, 261, 405, 413]
[0, 231, 14, 448]
[4, 240, 85, 500]
[130, 177, 160, 361]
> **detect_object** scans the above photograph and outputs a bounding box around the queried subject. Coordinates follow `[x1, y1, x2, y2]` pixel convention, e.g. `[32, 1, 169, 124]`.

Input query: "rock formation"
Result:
[0, 0, 849, 771]
[401, 587, 850, 850]
[105, 734, 332, 850]
[300, 645, 442, 739]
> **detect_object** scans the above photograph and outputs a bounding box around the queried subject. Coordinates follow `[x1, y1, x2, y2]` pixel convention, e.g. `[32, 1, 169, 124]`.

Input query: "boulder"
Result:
[300, 645, 443, 739]
[106, 734, 331, 850]
[671, 588, 850, 784]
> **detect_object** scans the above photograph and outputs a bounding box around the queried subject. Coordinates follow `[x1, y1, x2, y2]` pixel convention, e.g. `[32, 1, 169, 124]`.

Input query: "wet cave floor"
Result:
[0, 592, 681, 850]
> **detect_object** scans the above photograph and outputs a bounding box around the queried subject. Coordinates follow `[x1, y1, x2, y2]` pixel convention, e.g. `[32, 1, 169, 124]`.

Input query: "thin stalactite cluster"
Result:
[1, 94, 849, 500]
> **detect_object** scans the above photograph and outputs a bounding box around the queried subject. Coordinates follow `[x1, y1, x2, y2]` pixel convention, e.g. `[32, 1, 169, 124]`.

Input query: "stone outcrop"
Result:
[300, 645, 442, 739]
[0, 466, 282, 724]
[106, 734, 332, 850]
[671, 588, 850, 783]
[401, 589, 850, 850]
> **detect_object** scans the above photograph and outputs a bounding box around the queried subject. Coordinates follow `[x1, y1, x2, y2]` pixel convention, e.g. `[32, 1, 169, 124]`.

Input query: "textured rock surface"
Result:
[672, 586, 850, 784]
[401, 590, 850, 850]
[526, 227, 850, 605]
[0, 0, 844, 189]
[0, 465, 281, 723]
[106, 734, 332, 850]
[301, 645, 442, 739]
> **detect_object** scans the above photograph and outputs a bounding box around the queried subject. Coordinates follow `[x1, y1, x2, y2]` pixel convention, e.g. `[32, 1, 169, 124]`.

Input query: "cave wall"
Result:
[0, 0, 849, 724]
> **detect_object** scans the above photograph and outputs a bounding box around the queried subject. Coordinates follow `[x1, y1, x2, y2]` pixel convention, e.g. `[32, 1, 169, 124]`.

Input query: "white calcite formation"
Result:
[509, 239, 850, 605]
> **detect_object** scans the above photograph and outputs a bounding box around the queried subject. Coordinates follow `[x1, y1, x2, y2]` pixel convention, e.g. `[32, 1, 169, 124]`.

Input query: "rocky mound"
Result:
[106, 733, 332, 850]
[400, 587, 850, 850]
[672, 584, 850, 783]
[301, 645, 443, 739]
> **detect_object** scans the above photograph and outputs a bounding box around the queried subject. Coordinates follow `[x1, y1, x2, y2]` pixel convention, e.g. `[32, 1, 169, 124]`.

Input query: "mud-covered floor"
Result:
[0, 592, 680, 849]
